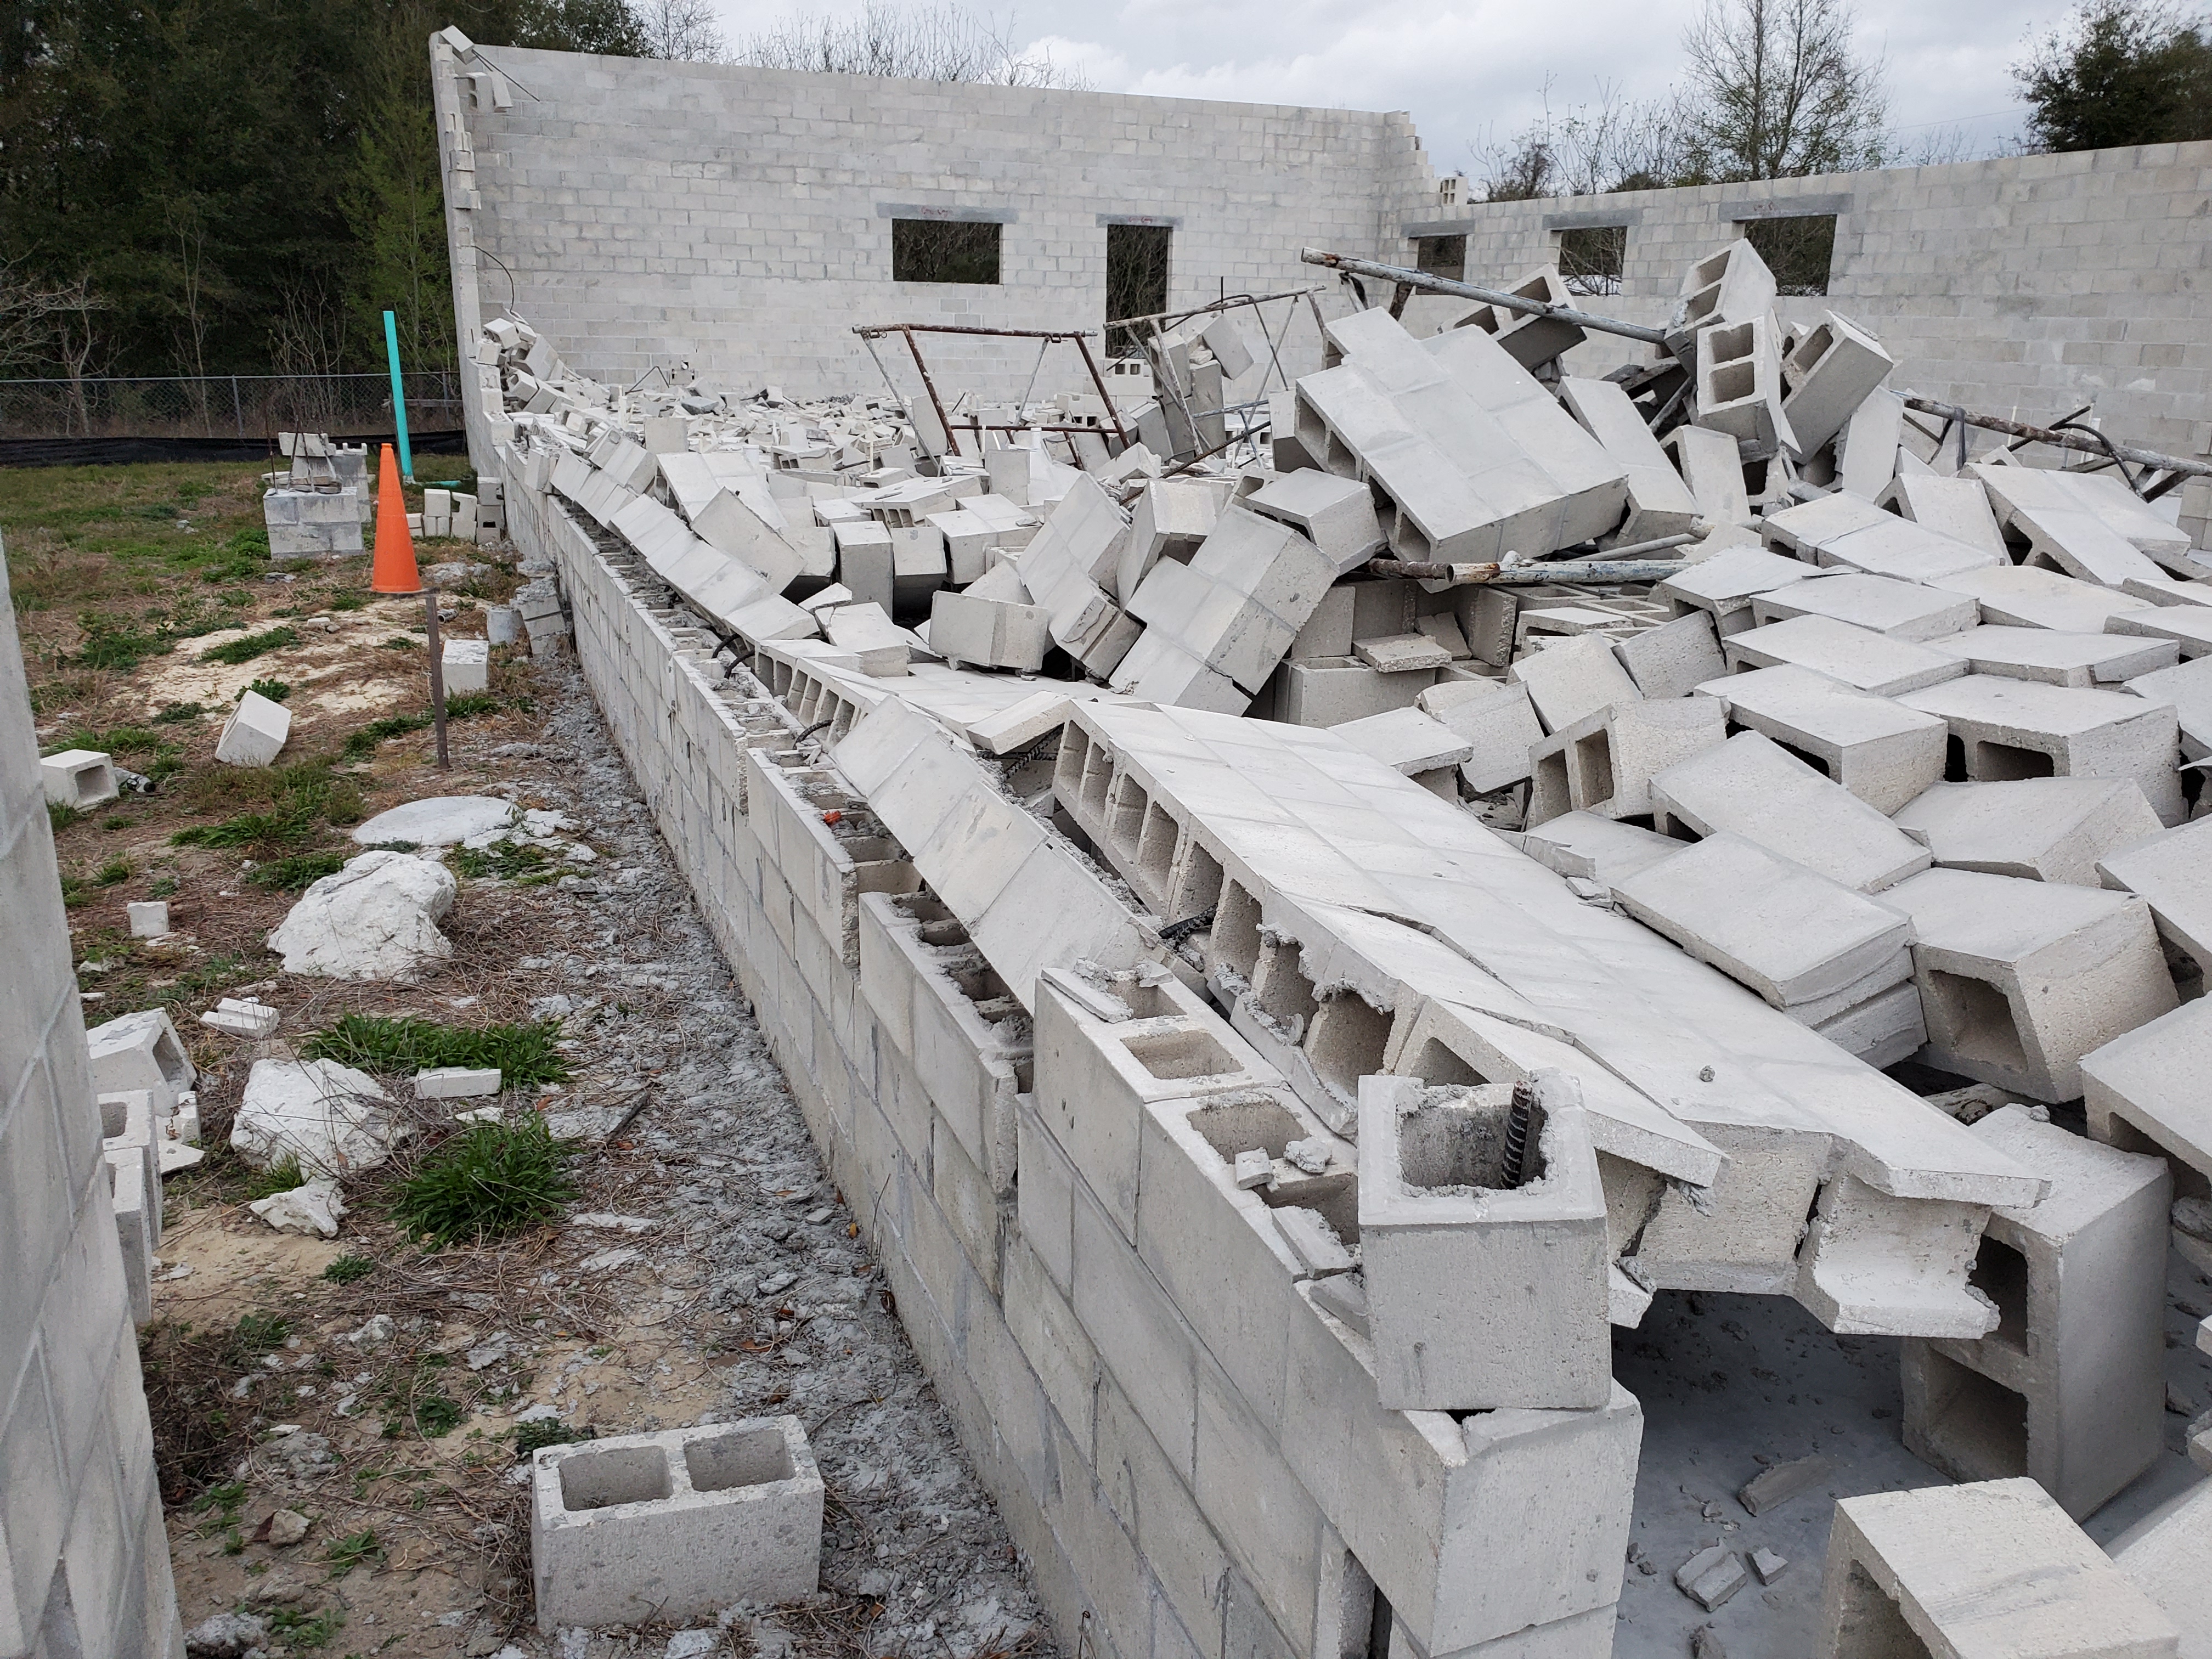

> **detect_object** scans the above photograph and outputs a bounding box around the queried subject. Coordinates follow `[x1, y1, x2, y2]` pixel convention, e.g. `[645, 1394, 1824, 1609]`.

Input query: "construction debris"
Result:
[465, 229, 2212, 1653]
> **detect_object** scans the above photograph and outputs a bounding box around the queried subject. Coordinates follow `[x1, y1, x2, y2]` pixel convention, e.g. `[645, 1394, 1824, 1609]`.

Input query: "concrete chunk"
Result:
[2097, 815, 2212, 977]
[1725, 613, 1969, 696]
[1529, 696, 1728, 825]
[1508, 633, 1643, 733]
[1612, 611, 1727, 699]
[1899, 674, 2185, 825]
[1419, 679, 1544, 793]
[1749, 571, 1980, 642]
[1895, 778, 2164, 886]
[1924, 624, 2177, 687]
[1695, 662, 1948, 813]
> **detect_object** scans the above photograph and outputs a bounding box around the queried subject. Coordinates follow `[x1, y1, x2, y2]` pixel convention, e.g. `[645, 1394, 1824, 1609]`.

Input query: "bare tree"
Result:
[1471, 80, 1695, 199]
[1678, 0, 1889, 181]
[732, 3, 1088, 87]
[0, 263, 111, 434]
[630, 0, 728, 63]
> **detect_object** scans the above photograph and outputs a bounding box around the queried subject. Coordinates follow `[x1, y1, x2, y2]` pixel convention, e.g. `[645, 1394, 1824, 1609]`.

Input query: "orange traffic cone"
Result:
[369, 443, 422, 595]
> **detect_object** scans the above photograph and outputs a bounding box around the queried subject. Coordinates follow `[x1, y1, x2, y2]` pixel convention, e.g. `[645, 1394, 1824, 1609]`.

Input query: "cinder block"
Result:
[1611, 611, 1726, 699]
[1816, 1479, 2177, 1658]
[215, 690, 292, 768]
[1357, 1073, 1609, 1410]
[1888, 866, 2176, 1102]
[531, 1419, 822, 1632]
[1748, 571, 1980, 642]
[1657, 544, 1812, 636]
[1779, 311, 1894, 454]
[2098, 815, 2212, 978]
[1418, 679, 1543, 793]
[1898, 674, 2185, 826]
[441, 638, 490, 695]
[1271, 657, 1436, 726]
[1903, 1107, 2167, 1519]
[415, 1066, 501, 1099]
[40, 749, 117, 809]
[1724, 614, 1967, 696]
[1527, 696, 1726, 825]
[1895, 778, 2164, 886]
[85, 1009, 196, 1113]
[1507, 634, 1642, 734]
[1695, 663, 1947, 814]
[1695, 313, 1798, 460]
[1925, 624, 2177, 688]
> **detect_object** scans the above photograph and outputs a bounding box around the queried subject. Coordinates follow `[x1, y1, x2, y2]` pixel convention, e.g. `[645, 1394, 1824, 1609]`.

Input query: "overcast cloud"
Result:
[711, 0, 2084, 178]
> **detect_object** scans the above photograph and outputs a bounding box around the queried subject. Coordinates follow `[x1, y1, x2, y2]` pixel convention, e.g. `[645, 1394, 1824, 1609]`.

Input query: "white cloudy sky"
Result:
[709, 0, 2081, 174]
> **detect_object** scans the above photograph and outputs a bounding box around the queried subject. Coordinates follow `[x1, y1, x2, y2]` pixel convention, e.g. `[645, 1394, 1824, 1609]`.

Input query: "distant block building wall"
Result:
[1405, 142, 2212, 462]
[433, 38, 1438, 459]
[0, 551, 183, 1658]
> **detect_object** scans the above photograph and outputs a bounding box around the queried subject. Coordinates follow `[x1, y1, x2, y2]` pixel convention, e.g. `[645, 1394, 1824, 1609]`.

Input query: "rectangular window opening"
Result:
[1105, 223, 1172, 358]
[893, 218, 1001, 286]
[1740, 215, 1836, 297]
[1556, 225, 1626, 296]
[1413, 235, 1466, 282]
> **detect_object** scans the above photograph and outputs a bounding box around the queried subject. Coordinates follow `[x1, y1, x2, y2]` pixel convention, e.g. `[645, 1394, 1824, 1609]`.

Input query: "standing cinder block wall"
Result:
[433, 40, 1440, 466]
[0, 551, 184, 1659]
[1410, 143, 2212, 464]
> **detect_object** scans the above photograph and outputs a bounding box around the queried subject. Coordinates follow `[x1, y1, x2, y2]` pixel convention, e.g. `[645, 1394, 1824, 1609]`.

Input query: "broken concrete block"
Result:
[215, 690, 292, 767]
[106, 1149, 153, 1323]
[127, 900, 170, 939]
[1818, 1479, 2179, 1658]
[1695, 663, 1947, 813]
[2098, 816, 2212, 978]
[1508, 633, 1643, 733]
[1898, 675, 2185, 825]
[1895, 778, 2164, 886]
[415, 1066, 501, 1100]
[1750, 571, 1979, 642]
[1354, 633, 1452, 673]
[1669, 239, 1777, 358]
[1109, 628, 1251, 714]
[2083, 996, 2212, 1187]
[265, 849, 457, 980]
[1513, 811, 1685, 890]
[532, 1419, 822, 1633]
[1675, 1546, 1748, 1613]
[440, 637, 490, 696]
[1243, 469, 1384, 573]
[1116, 477, 1224, 603]
[40, 747, 117, 809]
[200, 998, 278, 1038]
[1901, 1106, 2168, 1519]
[1529, 696, 1729, 825]
[1652, 731, 1933, 892]
[1269, 656, 1435, 726]
[1887, 866, 2177, 1102]
[1611, 611, 1728, 699]
[1664, 421, 1754, 529]
[1560, 376, 1701, 543]
[1615, 833, 1913, 1023]
[1836, 387, 1905, 500]
[249, 1177, 346, 1238]
[1974, 461, 2197, 571]
[86, 1008, 196, 1109]
[1750, 1547, 1791, 1587]
[2120, 653, 2212, 763]
[1413, 612, 1472, 660]
[1725, 613, 1968, 696]
[351, 794, 517, 847]
[232, 1057, 405, 1178]
[2108, 603, 2212, 661]
[1695, 314, 1798, 460]
[1739, 1453, 1836, 1517]
[1658, 544, 1813, 636]
[1881, 473, 2008, 560]
[1418, 679, 1544, 793]
[1780, 311, 1893, 454]
[1925, 624, 2179, 688]
[822, 601, 912, 676]
[1357, 1073, 1610, 1409]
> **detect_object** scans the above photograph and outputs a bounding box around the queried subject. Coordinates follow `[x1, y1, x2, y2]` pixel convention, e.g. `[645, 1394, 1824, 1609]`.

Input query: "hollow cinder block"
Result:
[215, 689, 292, 768]
[40, 748, 117, 809]
[531, 1418, 822, 1633]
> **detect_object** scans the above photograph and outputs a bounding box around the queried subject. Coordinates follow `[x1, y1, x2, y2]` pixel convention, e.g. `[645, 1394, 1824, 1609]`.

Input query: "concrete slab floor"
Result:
[1610, 1250, 2212, 1657]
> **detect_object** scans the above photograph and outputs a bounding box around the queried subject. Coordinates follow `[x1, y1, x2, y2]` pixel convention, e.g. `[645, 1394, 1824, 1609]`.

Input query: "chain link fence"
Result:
[0, 372, 466, 442]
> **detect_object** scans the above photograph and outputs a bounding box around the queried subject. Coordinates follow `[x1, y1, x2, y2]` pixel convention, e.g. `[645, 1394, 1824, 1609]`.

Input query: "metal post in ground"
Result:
[383, 311, 414, 483]
[424, 591, 449, 769]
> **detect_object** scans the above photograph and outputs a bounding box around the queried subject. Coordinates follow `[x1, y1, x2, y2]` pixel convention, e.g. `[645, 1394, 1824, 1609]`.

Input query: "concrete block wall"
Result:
[435, 41, 1438, 436]
[510, 462, 1641, 1659]
[0, 554, 184, 1659]
[1407, 143, 2212, 462]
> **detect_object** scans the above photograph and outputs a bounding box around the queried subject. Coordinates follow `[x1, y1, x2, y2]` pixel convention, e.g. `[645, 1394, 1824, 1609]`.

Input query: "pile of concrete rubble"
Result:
[476, 234, 2212, 1650]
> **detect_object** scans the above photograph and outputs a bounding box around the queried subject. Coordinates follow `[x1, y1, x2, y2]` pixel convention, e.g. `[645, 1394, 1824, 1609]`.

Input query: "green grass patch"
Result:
[246, 849, 349, 892]
[449, 840, 551, 882]
[380, 636, 415, 652]
[244, 677, 290, 702]
[514, 1418, 594, 1460]
[328, 590, 366, 612]
[304, 1014, 568, 1086]
[389, 1116, 581, 1248]
[234, 1311, 292, 1352]
[99, 812, 138, 832]
[170, 763, 360, 857]
[70, 612, 170, 671]
[321, 1254, 376, 1284]
[47, 800, 81, 833]
[154, 701, 206, 724]
[323, 1529, 383, 1578]
[92, 856, 131, 887]
[342, 710, 432, 756]
[264, 1607, 343, 1649]
[242, 1157, 305, 1200]
[200, 624, 297, 665]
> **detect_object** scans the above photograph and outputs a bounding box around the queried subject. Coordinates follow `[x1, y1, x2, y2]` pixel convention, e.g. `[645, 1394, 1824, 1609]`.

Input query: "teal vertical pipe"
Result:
[383, 310, 413, 482]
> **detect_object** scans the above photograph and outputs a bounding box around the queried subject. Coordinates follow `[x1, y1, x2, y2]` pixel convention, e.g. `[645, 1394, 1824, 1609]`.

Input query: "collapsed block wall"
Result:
[437, 42, 1436, 424]
[0, 556, 184, 1659]
[1413, 142, 2212, 461]
[507, 469, 1638, 1659]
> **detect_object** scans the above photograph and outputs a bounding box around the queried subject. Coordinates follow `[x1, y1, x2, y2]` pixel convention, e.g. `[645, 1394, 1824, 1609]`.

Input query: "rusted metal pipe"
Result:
[1300, 248, 1671, 347]
[1899, 394, 2211, 490]
[1368, 557, 1685, 585]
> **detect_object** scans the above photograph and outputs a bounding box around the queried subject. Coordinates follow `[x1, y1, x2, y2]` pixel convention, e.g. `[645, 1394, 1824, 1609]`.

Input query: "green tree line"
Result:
[0, 0, 652, 385]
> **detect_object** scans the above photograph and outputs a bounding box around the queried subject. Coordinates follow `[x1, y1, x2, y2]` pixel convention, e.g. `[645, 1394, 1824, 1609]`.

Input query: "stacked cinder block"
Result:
[0, 552, 185, 1656]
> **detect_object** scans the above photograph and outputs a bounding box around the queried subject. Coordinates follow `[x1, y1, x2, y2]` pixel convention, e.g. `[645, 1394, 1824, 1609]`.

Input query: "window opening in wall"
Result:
[1105, 223, 1172, 358]
[1413, 234, 1466, 282]
[1556, 224, 1626, 296]
[1740, 214, 1836, 296]
[893, 218, 1001, 285]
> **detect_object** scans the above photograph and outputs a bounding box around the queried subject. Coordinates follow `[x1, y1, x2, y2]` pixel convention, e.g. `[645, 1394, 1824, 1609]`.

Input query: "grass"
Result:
[47, 800, 80, 833]
[390, 1116, 581, 1248]
[170, 761, 362, 858]
[246, 849, 349, 892]
[513, 1419, 595, 1460]
[321, 1254, 376, 1284]
[304, 1014, 569, 1086]
[449, 839, 552, 883]
[342, 710, 432, 755]
[242, 1156, 306, 1200]
[200, 624, 298, 665]
[265, 1607, 344, 1649]
[138, 1309, 295, 1502]
[245, 676, 291, 702]
[154, 701, 205, 723]
[323, 1530, 383, 1578]
[91, 856, 130, 887]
